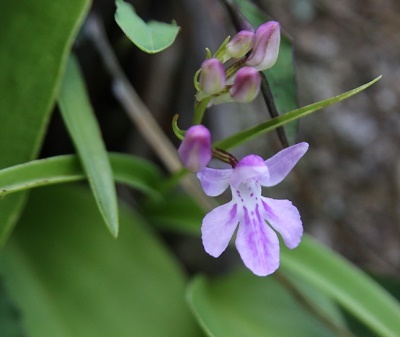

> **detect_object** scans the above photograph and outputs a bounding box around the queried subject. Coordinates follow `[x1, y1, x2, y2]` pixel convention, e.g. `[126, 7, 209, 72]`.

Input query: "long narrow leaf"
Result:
[0, 0, 90, 244]
[281, 235, 400, 337]
[0, 154, 163, 198]
[58, 56, 119, 237]
[214, 76, 381, 150]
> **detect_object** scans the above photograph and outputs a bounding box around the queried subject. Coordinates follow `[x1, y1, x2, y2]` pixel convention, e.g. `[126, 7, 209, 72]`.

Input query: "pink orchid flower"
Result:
[197, 142, 308, 276]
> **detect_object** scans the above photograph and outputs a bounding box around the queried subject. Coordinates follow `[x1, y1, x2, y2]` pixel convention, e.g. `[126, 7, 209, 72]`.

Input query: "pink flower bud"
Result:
[245, 21, 280, 71]
[226, 30, 255, 59]
[199, 58, 226, 95]
[229, 67, 261, 103]
[178, 125, 212, 172]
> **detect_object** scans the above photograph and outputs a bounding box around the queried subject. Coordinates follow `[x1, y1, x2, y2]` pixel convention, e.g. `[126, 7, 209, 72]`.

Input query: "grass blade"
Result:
[214, 76, 381, 150]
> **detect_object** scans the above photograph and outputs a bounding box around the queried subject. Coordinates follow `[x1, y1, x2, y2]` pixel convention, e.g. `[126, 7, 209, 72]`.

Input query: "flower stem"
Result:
[212, 148, 238, 167]
[193, 97, 212, 124]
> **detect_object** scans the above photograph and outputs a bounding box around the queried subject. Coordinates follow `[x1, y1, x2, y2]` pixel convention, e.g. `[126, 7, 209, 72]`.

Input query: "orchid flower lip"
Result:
[198, 142, 309, 276]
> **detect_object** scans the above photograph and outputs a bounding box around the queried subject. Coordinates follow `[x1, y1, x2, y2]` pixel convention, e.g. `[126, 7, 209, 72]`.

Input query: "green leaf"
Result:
[0, 279, 25, 337]
[0, 185, 202, 337]
[115, 0, 180, 54]
[232, 0, 298, 145]
[143, 194, 205, 235]
[0, 153, 163, 198]
[0, 0, 90, 244]
[59, 56, 119, 237]
[187, 271, 342, 337]
[280, 235, 400, 337]
[214, 76, 381, 150]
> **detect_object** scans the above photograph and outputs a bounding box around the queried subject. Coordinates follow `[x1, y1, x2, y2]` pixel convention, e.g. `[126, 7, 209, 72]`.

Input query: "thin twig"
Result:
[85, 14, 216, 211]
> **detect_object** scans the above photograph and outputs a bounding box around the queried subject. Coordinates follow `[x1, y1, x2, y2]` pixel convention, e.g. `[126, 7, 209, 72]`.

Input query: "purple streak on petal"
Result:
[202, 201, 241, 257]
[261, 197, 303, 249]
[260, 142, 309, 187]
[235, 204, 280, 276]
[231, 155, 269, 188]
[197, 167, 232, 196]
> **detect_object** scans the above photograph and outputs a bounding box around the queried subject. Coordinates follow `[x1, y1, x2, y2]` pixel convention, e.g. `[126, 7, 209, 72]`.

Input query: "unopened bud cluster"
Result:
[176, 21, 281, 172]
[196, 21, 280, 105]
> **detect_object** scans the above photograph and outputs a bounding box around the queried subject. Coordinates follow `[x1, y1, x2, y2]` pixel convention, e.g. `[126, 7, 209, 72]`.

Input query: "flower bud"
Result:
[229, 67, 261, 103]
[245, 21, 280, 71]
[199, 58, 226, 95]
[178, 125, 212, 172]
[226, 30, 255, 59]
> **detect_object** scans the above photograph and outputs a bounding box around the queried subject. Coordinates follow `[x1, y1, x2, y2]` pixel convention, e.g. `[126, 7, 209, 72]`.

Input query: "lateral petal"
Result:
[202, 201, 241, 257]
[197, 167, 232, 196]
[235, 204, 280, 276]
[261, 197, 303, 249]
[261, 142, 309, 187]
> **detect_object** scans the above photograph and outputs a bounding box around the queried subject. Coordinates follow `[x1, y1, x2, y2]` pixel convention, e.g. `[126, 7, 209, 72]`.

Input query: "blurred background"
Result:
[42, 0, 400, 278]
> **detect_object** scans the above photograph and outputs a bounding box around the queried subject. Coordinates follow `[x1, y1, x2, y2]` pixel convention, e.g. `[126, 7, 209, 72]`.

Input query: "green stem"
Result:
[193, 97, 212, 124]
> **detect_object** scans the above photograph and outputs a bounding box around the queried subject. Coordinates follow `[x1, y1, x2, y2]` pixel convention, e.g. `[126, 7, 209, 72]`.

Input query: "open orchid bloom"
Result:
[197, 142, 309, 276]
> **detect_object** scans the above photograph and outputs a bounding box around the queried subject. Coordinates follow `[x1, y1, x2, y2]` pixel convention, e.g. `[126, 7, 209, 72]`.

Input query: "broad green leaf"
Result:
[0, 185, 202, 337]
[115, 0, 180, 54]
[280, 235, 400, 337]
[143, 194, 205, 235]
[0, 0, 90, 245]
[214, 76, 381, 150]
[232, 0, 298, 145]
[59, 56, 119, 237]
[0, 280, 25, 337]
[0, 153, 163, 198]
[187, 271, 342, 337]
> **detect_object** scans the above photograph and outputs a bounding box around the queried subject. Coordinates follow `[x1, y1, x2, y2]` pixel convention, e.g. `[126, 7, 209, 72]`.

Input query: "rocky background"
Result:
[264, 0, 400, 277]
